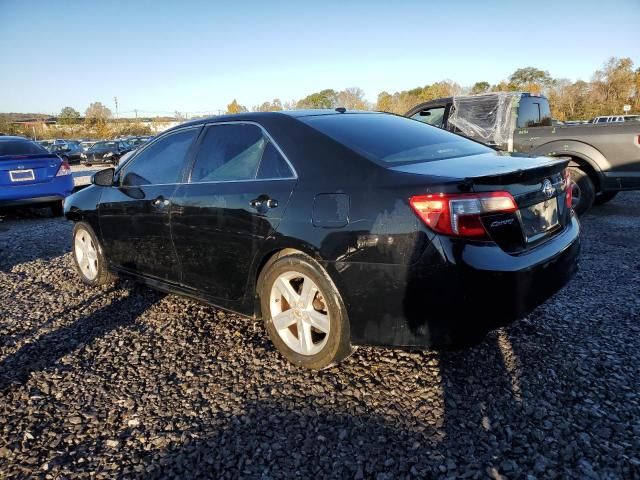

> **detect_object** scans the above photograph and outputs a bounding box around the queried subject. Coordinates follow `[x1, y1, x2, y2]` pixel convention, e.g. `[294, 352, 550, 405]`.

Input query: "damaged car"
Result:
[64, 110, 580, 369]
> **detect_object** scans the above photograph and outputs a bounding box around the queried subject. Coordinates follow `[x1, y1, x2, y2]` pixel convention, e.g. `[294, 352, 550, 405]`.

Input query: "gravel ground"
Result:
[0, 193, 639, 479]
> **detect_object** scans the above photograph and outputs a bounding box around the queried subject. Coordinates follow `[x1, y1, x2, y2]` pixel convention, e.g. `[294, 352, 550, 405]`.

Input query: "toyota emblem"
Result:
[542, 178, 555, 199]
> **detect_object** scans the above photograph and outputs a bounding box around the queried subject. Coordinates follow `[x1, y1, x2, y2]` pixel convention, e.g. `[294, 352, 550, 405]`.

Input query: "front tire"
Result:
[72, 222, 114, 286]
[259, 252, 351, 369]
[594, 191, 618, 206]
[569, 167, 595, 216]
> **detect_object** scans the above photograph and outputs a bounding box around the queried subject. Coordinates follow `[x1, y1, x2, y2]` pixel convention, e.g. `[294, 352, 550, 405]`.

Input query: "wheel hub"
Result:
[269, 271, 330, 356]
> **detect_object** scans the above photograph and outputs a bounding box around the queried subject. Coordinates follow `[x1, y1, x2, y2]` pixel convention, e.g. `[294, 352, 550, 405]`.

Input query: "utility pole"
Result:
[134, 109, 138, 119]
[114, 97, 119, 120]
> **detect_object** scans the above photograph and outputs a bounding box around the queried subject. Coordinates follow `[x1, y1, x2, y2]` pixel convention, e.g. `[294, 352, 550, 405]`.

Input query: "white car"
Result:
[591, 115, 639, 124]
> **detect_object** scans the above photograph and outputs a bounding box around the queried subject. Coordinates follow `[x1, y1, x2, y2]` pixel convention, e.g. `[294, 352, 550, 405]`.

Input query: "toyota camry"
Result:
[64, 110, 579, 369]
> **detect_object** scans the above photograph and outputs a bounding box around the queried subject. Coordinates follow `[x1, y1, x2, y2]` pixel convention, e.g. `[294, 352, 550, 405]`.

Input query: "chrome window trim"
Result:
[117, 177, 297, 188]
[117, 120, 298, 188]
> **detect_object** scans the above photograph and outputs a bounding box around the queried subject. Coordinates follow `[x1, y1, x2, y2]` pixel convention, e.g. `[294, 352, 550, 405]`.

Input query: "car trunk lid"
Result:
[0, 153, 62, 186]
[395, 152, 571, 252]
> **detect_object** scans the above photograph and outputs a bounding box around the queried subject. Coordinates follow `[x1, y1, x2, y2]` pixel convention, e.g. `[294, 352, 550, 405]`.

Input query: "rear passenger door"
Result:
[170, 122, 297, 306]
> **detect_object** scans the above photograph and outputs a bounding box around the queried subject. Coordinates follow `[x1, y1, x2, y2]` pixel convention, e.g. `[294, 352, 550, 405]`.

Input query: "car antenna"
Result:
[335, 107, 346, 113]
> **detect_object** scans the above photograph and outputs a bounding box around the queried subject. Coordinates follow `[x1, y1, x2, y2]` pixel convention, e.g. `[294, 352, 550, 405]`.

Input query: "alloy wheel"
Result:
[74, 228, 99, 281]
[269, 271, 330, 356]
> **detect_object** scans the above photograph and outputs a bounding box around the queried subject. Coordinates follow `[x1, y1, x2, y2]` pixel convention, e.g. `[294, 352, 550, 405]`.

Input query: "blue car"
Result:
[0, 136, 74, 216]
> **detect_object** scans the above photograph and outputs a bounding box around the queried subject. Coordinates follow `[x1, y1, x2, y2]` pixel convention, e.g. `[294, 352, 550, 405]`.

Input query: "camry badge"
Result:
[542, 178, 555, 199]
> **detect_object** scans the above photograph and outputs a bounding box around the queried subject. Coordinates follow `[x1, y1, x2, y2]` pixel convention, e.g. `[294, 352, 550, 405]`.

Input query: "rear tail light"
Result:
[56, 159, 72, 176]
[564, 168, 572, 209]
[409, 192, 517, 239]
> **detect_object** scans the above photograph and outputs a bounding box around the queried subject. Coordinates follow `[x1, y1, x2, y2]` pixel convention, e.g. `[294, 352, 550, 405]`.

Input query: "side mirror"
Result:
[419, 111, 432, 117]
[92, 168, 115, 186]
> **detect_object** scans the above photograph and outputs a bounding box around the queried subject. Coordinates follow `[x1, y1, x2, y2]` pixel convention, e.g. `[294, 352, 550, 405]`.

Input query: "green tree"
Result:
[226, 99, 248, 114]
[297, 89, 338, 109]
[84, 102, 112, 126]
[254, 99, 283, 112]
[470, 81, 490, 94]
[491, 80, 518, 92]
[58, 107, 80, 125]
[508, 67, 554, 93]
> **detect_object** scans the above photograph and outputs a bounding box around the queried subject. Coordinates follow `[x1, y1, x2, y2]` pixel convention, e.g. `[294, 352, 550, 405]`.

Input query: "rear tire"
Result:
[259, 252, 351, 369]
[72, 222, 115, 286]
[594, 191, 618, 206]
[569, 167, 595, 216]
[50, 201, 64, 217]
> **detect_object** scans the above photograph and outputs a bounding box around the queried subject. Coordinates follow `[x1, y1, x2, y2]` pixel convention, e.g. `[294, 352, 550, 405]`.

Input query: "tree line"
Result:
[227, 57, 640, 121]
[2, 56, 637, 139]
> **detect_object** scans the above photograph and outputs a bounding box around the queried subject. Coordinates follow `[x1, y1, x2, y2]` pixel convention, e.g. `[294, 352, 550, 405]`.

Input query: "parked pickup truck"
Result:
[405, 93, 640, 214]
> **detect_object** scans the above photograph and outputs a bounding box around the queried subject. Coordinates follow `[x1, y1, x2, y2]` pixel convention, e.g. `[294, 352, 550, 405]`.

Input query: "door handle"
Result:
[151, 196, 170, 209]
[249, 195, 278, 211]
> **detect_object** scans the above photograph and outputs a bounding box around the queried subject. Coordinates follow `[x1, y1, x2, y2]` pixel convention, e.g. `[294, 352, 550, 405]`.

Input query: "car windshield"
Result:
[300, 113, 491, 166]
[92, 141, 117, 149]
[0, 140, 49, 156]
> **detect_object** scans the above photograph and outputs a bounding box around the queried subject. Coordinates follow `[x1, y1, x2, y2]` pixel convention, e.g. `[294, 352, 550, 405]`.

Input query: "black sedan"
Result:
[49, 141, 84, 164]
[80, 140, 132, 166]
[64, 110, 580, 369]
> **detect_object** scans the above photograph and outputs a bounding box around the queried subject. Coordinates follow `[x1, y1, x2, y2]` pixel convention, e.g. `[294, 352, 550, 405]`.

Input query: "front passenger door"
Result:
[98, 127, 200, 282]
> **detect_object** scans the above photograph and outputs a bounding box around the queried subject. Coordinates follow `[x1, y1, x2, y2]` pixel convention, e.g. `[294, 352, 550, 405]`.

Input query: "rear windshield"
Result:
[0, 140, 49, 156]
[300, 113, 491, 165]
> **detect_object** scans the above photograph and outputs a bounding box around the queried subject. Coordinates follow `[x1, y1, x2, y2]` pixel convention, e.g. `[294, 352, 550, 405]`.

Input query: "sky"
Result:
[1, 0, 639, 115]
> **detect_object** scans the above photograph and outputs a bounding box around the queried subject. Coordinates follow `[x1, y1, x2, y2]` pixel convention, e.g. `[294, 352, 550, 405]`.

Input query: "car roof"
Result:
[168, 109, 382, 132]
[0, 136, 31, 142]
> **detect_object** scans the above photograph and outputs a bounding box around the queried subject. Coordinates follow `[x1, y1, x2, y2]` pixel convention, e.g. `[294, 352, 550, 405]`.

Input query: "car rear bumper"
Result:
[81, 154, 116, 165]
[0, 176, 74, 207]
[329, 214, 580, 349]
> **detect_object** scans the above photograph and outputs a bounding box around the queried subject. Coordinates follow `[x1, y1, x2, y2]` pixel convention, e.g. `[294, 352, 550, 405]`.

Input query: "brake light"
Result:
[409, 192, 517, 239]
[564, 168, 572, 209]
[56, 159, 71, 176]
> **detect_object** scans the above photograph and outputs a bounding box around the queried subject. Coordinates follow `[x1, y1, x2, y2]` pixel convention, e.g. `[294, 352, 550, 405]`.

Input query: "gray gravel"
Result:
[1, 193, 639, 479]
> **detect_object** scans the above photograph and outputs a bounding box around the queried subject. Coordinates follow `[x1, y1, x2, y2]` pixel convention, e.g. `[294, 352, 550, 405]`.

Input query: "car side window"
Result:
[411, 107, 446, 128]
[121, 128, 198, 186]
[256, 142, 294, 179]
[190, 124, 266, 182]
